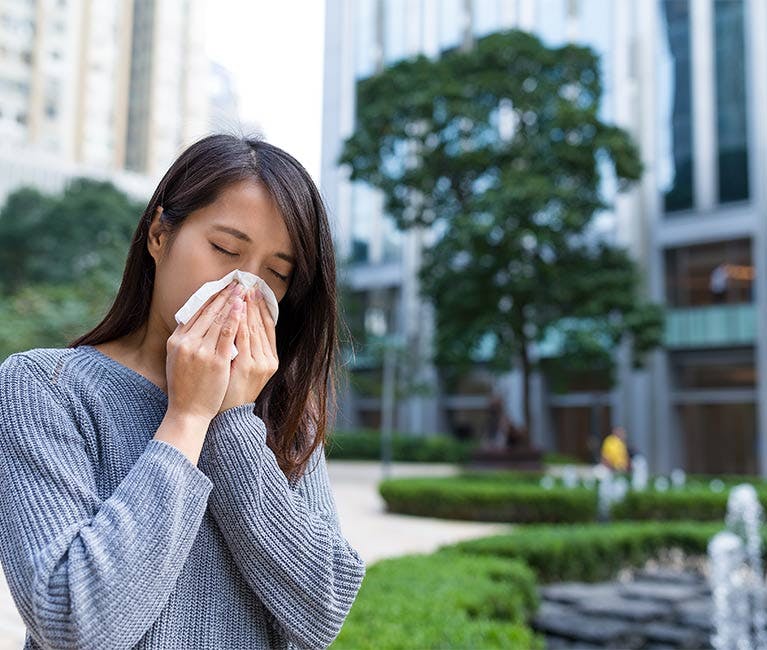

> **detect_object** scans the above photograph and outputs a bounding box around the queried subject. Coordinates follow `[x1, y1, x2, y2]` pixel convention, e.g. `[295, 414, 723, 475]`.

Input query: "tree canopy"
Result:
[339, 29, 664, 435]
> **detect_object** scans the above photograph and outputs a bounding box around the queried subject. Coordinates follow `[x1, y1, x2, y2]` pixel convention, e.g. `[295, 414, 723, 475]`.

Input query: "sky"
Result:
[204, 1, 327, 184]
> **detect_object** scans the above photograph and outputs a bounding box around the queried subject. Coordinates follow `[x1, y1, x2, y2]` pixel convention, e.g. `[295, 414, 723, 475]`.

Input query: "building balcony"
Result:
[664, 303, 756, 349]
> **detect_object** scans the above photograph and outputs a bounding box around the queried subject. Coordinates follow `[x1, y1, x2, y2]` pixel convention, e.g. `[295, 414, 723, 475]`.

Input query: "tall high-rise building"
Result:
[0, 0, 216, 202]
[321, 0, 767, 476]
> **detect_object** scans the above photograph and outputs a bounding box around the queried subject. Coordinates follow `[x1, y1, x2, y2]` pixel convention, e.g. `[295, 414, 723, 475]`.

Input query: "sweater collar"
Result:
[78, 344, 169, 405]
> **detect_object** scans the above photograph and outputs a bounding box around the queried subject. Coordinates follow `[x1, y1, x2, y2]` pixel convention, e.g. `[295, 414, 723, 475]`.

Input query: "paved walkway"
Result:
[327, 459, 514, 565]
[0, 460, 511, 645]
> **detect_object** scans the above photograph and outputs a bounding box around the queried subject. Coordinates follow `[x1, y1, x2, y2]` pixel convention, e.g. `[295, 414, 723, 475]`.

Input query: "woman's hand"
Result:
[165, 280, 246, 423]
[217, 285, 279, 415]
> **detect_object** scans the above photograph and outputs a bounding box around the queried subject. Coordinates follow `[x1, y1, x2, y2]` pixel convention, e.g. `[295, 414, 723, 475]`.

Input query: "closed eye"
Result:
[210, 242, 290, 282]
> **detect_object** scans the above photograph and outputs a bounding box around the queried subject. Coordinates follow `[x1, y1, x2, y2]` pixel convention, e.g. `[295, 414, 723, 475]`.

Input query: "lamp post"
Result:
[365, 305, 403, 480]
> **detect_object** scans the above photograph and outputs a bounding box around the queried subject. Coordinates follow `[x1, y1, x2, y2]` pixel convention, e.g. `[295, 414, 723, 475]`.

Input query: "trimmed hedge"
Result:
[611, 487, 767, 521]
[379, 472, 767, 524]
[438, 521, 728, 583]
[379, 477, 597, 523]
[542, 452, 584, 465]
[331, 552, 544, 649]
[326, 429, 478, 463]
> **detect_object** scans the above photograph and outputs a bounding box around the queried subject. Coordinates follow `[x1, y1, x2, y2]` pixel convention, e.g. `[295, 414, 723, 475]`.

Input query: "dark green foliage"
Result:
[0, 178, 143, 294]
[611, 487, 767, 521]
[0, 178, 146, 358]
[379, 477, 598, 523]
[378, 472, 767, 523]
[327, 429, 479, 463]
[441, 521, 726, 583]
[338, 29, 664, 432]
[331, 552, 544, 649]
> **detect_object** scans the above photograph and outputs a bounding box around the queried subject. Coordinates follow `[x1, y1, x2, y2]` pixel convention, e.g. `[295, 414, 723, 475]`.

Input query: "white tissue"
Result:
[174, 269, 279, 360]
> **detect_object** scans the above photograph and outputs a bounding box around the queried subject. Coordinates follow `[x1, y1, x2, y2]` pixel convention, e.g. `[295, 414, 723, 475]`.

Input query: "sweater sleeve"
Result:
[0, 353, 214, 650]
[198, 403, 366, 650]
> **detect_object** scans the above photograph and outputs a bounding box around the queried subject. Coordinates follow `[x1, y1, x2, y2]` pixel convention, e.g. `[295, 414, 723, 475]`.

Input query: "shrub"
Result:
[611, 489, 728, 521]
[379, 477, 597, 523]
[612, 487, 767, 521]
[543, 452, 584, 465]
[331, 552, 544, 649]
[326, 429, 478, 463]
[379, 472, 767, 524]
[438, 521, 727, 583]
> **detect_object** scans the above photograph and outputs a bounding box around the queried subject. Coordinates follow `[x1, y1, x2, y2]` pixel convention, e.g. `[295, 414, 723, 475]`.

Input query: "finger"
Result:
[196, 282, 245, 343]
[256, 293, 277, 357]
[234, 299, 250, 357]
[179, 280, 236, 333]
[253, 296, 273, 361]
[246, 287, 265, 360]
[213, 293, 244, 355]
[182, 280, 239, 335]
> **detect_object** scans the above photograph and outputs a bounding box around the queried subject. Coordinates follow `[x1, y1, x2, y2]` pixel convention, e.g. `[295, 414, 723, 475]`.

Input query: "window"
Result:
[664, 238, 753, 307]
[714, 0, 749, 203]
[658, 0, 694, 212]
[671, 349, 755, 389]
[350, 182, 375, 264]
[381, 219, 402, 263]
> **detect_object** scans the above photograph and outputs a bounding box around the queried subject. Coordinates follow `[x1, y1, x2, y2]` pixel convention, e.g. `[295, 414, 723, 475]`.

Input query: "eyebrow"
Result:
[211, 225, 296, 265]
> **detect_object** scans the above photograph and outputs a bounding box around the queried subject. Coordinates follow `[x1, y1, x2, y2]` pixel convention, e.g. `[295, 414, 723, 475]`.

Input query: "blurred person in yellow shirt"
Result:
[600, 426, 630, 472]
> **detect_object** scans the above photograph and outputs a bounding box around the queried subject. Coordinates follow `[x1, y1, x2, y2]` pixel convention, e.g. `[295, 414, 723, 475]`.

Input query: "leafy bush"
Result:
[438, 521, 726, 583]
[611, 487, 767, 521]
[543, 452, 584, 465]
[327, 429, 478, 463]
[378, 471, 767, 524]
[331, 552, 544, 649]
[379, 477, 597, 523]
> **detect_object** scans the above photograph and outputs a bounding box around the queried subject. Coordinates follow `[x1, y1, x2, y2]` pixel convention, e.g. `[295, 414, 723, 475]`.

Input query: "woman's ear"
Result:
[147, 206, 166, 263]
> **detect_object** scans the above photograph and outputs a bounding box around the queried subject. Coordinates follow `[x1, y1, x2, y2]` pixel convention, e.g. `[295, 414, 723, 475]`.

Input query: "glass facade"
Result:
[381, 213, 402, 263]
[672, 348, 757, 476]
[671, 349, 755, 389]
[714, 0, 749, 203]
[658, 0, 694, 212]
[350, 182, 374, 264]
[664, 238, 753, 306]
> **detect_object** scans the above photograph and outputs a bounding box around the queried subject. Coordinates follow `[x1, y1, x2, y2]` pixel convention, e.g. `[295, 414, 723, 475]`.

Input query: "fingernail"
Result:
[254, 288, 263, 301]
[234, 284, 245, 296]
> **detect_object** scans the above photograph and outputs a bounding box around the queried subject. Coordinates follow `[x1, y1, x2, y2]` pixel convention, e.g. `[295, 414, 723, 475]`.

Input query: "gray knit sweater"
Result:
[0, 345, 366, 649]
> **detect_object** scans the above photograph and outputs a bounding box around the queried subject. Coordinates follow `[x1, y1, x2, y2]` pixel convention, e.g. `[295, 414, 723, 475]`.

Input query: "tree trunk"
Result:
[520, 344, 532, 446]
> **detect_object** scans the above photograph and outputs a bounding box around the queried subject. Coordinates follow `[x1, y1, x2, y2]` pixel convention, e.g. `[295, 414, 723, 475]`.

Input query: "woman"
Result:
[0, 133, 366, 649]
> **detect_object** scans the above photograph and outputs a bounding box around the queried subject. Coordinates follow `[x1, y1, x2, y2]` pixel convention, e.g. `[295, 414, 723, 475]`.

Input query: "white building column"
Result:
[745, 0, 767, 477]
[690, 0, 716, 210]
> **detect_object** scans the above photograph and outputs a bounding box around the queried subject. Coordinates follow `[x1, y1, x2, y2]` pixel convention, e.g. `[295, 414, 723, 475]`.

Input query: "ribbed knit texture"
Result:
[0, 345, 366, 649]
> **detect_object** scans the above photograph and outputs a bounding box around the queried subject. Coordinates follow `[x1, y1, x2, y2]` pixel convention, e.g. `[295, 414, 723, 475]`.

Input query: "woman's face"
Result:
[148, 178, 295, 335]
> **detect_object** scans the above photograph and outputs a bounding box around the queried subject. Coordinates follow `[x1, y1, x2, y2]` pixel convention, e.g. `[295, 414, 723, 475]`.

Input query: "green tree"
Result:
[0, 178, 145, 358]
[0, 177, 143, 294]
[338, 29, 664, 439]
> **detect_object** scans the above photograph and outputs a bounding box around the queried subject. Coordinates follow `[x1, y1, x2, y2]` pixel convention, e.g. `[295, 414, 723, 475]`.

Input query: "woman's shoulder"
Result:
[0, 346, 80, 386]
[0, 347, 101, 419]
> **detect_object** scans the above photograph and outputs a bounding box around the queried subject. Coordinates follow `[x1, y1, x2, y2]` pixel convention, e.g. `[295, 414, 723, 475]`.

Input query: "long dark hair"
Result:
[69, 133, 340, 486]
